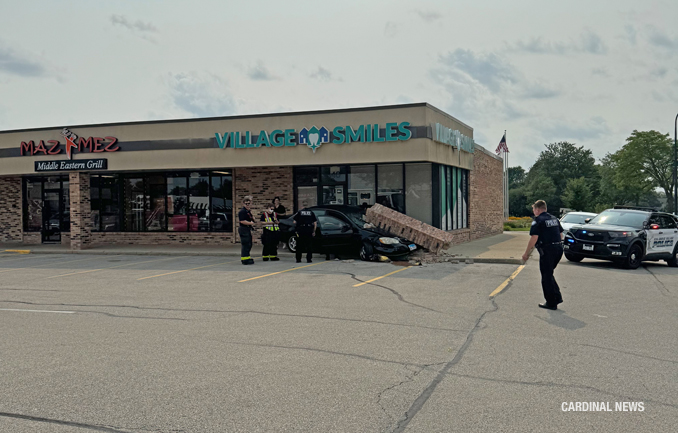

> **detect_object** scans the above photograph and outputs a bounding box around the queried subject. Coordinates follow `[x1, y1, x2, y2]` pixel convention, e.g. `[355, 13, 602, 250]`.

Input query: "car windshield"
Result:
[589, 211, 647, 229]
[343, 210, 369, 227]
[561, 214, 593, 224]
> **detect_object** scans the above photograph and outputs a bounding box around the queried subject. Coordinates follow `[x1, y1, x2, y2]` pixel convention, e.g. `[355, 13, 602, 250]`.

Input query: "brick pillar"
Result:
[69, 172, 91, 250]
[0, 177, 22, 243]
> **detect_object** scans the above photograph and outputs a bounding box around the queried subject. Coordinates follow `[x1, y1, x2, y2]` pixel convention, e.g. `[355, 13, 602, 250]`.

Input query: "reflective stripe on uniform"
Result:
[241, 256, 252, 261]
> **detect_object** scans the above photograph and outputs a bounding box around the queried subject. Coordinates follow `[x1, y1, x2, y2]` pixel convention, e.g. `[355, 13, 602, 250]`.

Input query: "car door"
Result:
[659, 215, 678, 253]
[646, 214, 673, 255]
[317, 214, 352, 249]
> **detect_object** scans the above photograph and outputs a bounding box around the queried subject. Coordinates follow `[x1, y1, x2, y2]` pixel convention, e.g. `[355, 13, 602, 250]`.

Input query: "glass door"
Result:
[42, 190, 62, 243]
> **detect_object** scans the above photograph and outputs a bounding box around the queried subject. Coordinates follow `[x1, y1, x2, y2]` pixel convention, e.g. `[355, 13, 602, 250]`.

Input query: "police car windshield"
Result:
[560, 214, 592, 224]
[589, 211, 647, 228]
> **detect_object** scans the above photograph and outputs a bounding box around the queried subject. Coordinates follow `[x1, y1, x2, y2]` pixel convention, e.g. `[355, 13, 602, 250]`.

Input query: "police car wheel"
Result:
[623, 244, 643, 270]
[359, 243, 373, 261]
[667, 246, 678, 268]
[287, 236, 297, 253]
[564, 253, 583, 262]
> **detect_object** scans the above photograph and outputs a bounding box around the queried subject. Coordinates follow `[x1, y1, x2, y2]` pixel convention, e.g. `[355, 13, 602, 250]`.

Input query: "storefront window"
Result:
[321, 166, 346, 184]
[405, 163, 432, 225]
[167, 175, 188, 231]
[124, 177, 145, 232]
[377, 164, 404, 213]
[61, 179, 70, 232]
[295, 167, 319, 184]
[100, 175, 121, 231]
[437, 165, 469, 231]
[210, 173, 233, 232]
[348, 165, 375, 207]
[297, 186, 317, 209]
[24, 178, 42, 231]
[146, 175, 166, 231]
[189, 173, 209, 231]
[322, 185, 345, 205]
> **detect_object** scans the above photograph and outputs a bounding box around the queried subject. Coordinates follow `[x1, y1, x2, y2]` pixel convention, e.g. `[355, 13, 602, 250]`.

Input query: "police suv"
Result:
[563, 207, 678, 269]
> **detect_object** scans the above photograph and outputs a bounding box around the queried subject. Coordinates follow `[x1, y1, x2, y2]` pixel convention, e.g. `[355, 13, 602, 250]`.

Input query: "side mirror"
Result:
[584, 218, 591, 224]
[341, 225, 351, 233]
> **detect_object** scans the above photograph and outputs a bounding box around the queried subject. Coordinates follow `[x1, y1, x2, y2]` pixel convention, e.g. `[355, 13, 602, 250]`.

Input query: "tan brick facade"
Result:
[469, 146, 504, 241]
[91, 232, 234, 246]
[0, 177, 22, 243]
[234, 166, 294, 244]
[69, 172, 91, 250]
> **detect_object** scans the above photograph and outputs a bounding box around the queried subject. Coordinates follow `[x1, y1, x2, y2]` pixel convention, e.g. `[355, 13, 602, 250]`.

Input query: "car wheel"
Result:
[564, 253, 583, 262]
[359, 242, 374, 261]
[666, 245, 678, 268]
[287, 236, 297, 253]
[623, 244, 643, 270]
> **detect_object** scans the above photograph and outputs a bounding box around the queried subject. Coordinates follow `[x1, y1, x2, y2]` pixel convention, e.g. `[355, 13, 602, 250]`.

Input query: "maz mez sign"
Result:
[20, 128, 120, 159]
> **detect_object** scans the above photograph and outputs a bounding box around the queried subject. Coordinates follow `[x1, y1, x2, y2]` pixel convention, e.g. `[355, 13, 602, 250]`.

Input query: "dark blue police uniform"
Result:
[293, 208, 317, 263]
[238, 206, 255, 265]
[530, 212, 564, 306]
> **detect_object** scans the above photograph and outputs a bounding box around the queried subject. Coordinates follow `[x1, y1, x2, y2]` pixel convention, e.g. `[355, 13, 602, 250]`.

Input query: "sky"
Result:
[0, 0, 676, 169]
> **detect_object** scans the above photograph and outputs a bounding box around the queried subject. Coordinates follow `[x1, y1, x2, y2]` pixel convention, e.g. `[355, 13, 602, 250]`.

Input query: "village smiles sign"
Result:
[215, 122, 413, 153]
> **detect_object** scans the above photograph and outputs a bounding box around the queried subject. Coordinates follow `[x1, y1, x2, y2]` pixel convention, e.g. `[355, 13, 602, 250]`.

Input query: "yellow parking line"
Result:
[489, 265, 525, 298]
[353, 266, 411, 287]
[0, 256, 104, 274]
[238, 261, 326, 283]
[47, 256, 178, 279]
[137, 259, 239, 281]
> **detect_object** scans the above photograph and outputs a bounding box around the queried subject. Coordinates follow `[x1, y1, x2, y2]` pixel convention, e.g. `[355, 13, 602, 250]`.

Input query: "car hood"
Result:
[568, 223, 641, 233]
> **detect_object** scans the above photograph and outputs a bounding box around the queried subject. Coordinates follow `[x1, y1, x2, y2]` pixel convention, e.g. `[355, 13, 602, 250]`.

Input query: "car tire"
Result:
[359, 242, 373, 261]
[623, 244, 643, 270]
[287, 236, 297, 253]
[564, 253, 584, 262]
[666, 245, 678, 267]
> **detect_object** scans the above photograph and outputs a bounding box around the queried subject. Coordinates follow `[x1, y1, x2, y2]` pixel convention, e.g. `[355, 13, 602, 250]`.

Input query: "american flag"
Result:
[495, 133, 509, 154]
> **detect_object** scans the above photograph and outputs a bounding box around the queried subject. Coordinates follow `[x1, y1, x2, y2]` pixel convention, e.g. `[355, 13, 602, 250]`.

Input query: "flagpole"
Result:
[504, 130, 508, 219]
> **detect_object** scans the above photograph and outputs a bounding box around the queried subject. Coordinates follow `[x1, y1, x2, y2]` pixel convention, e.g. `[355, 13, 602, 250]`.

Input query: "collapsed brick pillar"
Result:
[69, 172, 91, 250]
[365, 204, 453, 254]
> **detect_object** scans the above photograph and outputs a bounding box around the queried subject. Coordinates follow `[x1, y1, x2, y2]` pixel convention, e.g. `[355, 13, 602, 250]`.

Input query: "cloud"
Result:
[437, 49, 519, 92]
[536, 116, 610, 142]
[0, 43, 48, 77]
[646, 26, 678, 49]
[247, 61, 278, 81]
[591, 67, 609, 77]
[623, 24, 637, 45]
[507, 30, 608, 55]
[165, 72, 238, 118]
[384, 22, 398, 38]
[110, 15, 158, 43]
[309, 66, 341, 82]
[416, 10, 442, 22]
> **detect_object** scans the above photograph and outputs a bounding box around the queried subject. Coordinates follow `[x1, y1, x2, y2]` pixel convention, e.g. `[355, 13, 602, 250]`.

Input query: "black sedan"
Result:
[278, 205, 417, 260]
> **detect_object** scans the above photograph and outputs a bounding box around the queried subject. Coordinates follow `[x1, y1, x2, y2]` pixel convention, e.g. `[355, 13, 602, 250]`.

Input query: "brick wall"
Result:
[0, 177, 22, 243]
[469, 145, 504, 240]
[234, 166, 294, 243]
[91, 231, 234, 246]
[69, 172, 91, 250]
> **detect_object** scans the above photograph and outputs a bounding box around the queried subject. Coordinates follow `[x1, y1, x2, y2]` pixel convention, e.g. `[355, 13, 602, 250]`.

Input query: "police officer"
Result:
[522, 200, 564, 310]
[293, 201, 317, 263]
[238, 196, 255, 265]
[260, 202, 280, 261]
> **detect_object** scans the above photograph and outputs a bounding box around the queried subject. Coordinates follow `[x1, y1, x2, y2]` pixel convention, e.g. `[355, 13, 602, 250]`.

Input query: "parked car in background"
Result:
[278, 205, 416, 261]
[564, 207, 678, 269]
[559, 211, 598, 232]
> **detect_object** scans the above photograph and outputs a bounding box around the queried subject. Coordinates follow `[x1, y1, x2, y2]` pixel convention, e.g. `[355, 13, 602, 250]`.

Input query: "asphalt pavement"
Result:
[0, 252, 676, 432]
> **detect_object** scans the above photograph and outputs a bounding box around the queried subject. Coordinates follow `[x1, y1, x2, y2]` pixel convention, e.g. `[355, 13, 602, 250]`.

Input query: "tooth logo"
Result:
[299, 126, 329, 153]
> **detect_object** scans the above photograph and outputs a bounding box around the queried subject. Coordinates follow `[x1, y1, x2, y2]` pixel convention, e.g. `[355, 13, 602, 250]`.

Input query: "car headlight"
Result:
[608, 231, 633, 238]
[379, 237, 400, 245]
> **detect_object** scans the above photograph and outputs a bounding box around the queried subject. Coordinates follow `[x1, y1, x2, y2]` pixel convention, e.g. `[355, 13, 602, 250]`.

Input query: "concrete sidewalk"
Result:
[1, 231, 530, 264]
[443, 231, 530, 264]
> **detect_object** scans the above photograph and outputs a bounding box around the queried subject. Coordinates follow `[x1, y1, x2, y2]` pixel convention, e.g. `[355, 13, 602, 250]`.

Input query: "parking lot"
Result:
[1, 252, 676, 432]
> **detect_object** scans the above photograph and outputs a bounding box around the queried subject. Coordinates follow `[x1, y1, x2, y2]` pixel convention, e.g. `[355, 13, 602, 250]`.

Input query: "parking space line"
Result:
[0, 308, 75, 314]
[353, 266, 411, 287]
[489, 265, 525, 298]
[0, 256, 104, 274]
[238, 261, 327, 283]
[137, 259, 239, 280]
[46, 256, 179, 279]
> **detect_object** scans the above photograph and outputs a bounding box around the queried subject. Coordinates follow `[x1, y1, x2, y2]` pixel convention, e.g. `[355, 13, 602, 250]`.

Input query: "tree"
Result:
[509, 187, 530, 217]
[508, 166, 526, 189]
[525, 141, 600, 211]
[598, 153, 653, 208]
[562, 177, 593, 211]
[612, 130, 676, 212]
[525, 170, 557, 211]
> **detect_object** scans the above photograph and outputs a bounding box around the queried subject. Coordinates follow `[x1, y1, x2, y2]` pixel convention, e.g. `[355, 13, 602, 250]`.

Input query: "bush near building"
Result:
[504, 216, 532, 231]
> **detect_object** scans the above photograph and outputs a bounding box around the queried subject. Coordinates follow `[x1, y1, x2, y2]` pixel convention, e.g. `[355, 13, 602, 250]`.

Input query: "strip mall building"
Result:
[0, 103, 503, 250]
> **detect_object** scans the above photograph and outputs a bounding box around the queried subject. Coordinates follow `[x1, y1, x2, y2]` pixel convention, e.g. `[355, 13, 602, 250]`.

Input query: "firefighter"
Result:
[238, 196, 255, 265]
[260, 202, 280, 261]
